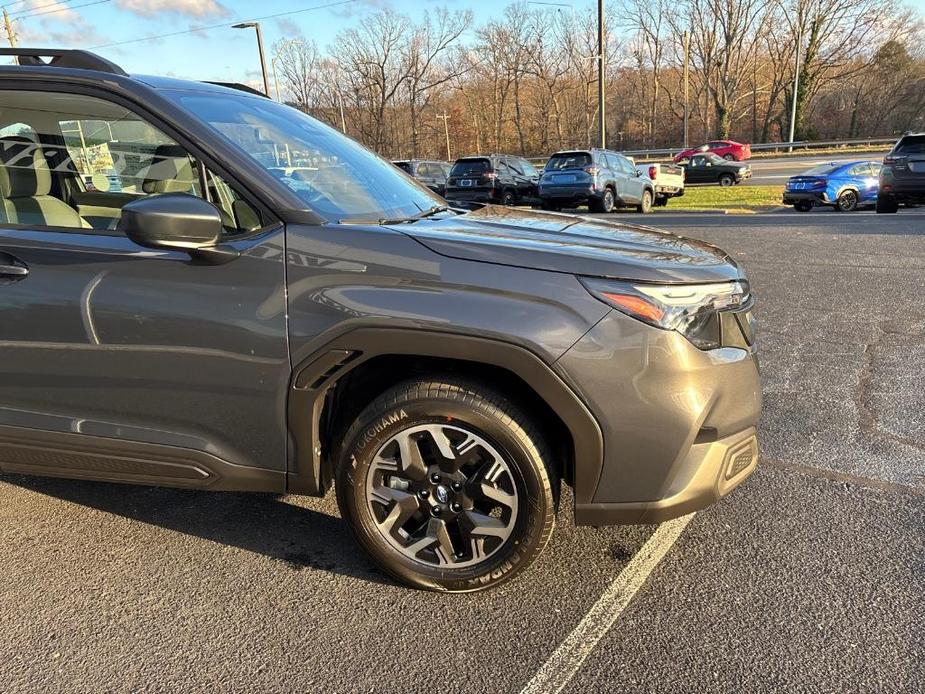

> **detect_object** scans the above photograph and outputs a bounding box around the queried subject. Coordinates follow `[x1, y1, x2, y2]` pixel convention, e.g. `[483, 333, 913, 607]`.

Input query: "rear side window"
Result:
[546, 152, 591, 170]
[846, 164, 872, 176]
[803, 164, 841, 176]
[450, 158, 490, 176]
[896, 135, 925, 154]
[616, 155, 636, 174]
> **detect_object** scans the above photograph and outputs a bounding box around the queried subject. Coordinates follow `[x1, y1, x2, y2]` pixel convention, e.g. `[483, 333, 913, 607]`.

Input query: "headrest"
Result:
[142, 144, 197, 194]
[0, 136, 52, 198]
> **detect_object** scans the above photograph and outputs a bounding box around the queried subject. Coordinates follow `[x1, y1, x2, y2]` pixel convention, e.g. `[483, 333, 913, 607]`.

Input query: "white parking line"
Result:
[519, 513, 696, 694]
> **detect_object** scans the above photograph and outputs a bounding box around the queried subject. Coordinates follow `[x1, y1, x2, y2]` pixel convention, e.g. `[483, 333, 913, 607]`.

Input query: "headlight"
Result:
[580, 277, 751, 350]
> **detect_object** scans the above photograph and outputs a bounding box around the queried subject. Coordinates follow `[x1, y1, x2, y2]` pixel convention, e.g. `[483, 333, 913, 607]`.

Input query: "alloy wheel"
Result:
[838, 190, 858, 212]
[364, 424, 519, 569]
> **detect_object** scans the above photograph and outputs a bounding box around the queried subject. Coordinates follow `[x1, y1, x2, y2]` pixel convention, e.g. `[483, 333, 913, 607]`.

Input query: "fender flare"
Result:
[286, 327, 604, 510]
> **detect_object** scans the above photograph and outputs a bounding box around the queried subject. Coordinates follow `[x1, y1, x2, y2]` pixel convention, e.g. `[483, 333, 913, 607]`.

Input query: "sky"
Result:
[5, 0, 520, 87]
[6, 0, 925, 88]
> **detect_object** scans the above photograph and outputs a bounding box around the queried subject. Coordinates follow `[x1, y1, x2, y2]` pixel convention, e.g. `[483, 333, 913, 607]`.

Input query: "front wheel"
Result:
[637, 189, 653, 213]
[336, 378, 557, 592]
[723, 153, 735, 161]
[500, 190, 515, 206]
[718, 174, 735, 187]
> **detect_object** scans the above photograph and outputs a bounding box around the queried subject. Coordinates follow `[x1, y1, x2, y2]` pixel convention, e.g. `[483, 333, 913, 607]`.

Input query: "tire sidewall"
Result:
[602, 187, 615, 212]
[336, 396, 553, 592]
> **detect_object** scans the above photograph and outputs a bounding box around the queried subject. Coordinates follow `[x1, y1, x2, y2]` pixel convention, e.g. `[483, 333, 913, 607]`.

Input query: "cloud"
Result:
[329, 0, 388, 19]
[275, 18, 303, 38]
[115, 0, 231, 20]
[11, 1, 111, 48]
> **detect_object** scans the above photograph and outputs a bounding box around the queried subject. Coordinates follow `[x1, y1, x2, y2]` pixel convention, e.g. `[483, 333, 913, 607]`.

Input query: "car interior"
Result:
[0, 90, 262, 235]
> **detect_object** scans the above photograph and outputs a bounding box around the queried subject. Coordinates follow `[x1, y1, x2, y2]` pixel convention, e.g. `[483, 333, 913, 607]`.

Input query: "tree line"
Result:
[275, 0, 925, 160]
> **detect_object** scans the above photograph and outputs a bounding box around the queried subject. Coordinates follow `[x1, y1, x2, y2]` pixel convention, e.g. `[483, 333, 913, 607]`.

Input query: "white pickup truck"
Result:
[636, 163, 685, 207]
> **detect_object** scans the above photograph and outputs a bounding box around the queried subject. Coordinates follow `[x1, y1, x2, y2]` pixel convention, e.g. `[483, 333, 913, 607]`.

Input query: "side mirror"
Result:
[119, 193, 238, 265]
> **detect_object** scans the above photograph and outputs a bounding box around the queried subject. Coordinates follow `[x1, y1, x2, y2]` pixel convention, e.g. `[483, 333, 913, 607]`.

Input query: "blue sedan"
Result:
[783, 160, 882, 212]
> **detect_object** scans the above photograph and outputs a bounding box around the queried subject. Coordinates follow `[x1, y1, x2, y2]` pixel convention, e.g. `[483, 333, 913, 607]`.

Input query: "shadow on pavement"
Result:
[3, 473, 394, 586]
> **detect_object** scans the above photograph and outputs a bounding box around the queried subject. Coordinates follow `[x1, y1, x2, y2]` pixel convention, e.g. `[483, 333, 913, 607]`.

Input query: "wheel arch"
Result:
[286, 328, 603, 511]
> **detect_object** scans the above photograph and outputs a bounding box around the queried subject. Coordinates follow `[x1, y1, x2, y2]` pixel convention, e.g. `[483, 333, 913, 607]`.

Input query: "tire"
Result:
[794, 201, 813, 212]
[718, 174, 735, 187]
[600, 187, 616, 213]
[723, 153, 735, 161]
[336, 377, 557, 593]
[836, 189, 859, 212]
[653, 195, 669, 208]
[636, 189, 653, 213]
[500, 190, 515, 206]
[876, 196, 899, 214]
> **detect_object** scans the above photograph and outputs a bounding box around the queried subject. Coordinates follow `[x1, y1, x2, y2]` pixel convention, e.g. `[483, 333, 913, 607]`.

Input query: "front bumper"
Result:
[574, 427, 759, 524]
[557, 309, 762, 526]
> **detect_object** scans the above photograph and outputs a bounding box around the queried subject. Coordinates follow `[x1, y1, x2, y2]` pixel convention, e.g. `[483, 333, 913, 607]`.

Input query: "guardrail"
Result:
[624, 136, 897, 160]
[526, 136, 896, 166]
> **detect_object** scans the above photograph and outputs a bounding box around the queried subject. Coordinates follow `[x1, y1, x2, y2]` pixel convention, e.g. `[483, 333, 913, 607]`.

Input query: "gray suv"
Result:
[539, 148, 656, 213]
[0, 49, 761, 592]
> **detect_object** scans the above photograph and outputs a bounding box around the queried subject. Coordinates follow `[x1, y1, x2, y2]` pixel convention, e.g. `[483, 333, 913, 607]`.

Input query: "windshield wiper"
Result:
[338, 205, 450, 226]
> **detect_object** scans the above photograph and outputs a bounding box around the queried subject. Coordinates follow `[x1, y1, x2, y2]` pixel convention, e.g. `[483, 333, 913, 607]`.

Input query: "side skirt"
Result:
[0, 425, 285, 492]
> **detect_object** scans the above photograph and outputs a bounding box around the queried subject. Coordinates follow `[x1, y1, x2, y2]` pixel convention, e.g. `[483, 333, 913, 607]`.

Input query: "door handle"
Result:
[0, 253, 29, 283]
[0, 264, 28, 277]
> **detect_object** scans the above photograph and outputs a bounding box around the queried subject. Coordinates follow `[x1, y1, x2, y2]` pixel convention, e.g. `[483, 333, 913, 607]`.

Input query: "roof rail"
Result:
[0, 48, 127, 76]
[203, 81, 269, 98]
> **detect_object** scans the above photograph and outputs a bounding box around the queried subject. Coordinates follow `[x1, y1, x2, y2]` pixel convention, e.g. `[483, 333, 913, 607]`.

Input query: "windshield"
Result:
[171, 91, 442, 222]
[450, 158, 490, 176]
[545, 152, 591, 170]
[801, 164, 841, 176]
[896, 135, 925, 154]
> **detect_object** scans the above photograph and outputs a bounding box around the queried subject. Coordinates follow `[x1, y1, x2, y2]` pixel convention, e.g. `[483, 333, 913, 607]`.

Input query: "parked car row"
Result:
[396, 149, 679, 214]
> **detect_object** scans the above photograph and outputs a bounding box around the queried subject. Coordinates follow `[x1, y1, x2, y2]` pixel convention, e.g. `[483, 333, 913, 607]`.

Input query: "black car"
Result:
[877, 133, 925, 213]
[393, 159, 450, 196]
[444, 154, 540, 206]
[678, 152, 752, 186]
[0, 48, 760, 593]
[538, 148, 656, 213]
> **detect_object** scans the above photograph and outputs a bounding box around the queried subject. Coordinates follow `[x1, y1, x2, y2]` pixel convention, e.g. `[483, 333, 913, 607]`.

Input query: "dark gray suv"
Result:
[0, 49, 761, 592]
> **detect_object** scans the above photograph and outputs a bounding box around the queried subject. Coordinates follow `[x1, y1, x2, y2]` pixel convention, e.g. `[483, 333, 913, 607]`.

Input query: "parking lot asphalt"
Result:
[2, 211, 924, 693]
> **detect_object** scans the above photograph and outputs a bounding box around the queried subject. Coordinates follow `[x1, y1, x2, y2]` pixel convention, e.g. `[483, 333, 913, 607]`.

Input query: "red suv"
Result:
[674, 140, 751, 163]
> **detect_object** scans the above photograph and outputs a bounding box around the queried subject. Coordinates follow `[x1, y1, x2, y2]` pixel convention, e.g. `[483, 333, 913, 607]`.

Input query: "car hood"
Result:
[398, 206, 742, 284]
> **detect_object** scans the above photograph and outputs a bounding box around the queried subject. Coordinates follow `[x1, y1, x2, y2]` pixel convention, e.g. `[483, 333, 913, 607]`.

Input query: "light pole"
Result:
[436, 113, 451, 161]
[787, 21, 803, 150]
[597, 0, 606, 149]
[232, 21, 271, 98]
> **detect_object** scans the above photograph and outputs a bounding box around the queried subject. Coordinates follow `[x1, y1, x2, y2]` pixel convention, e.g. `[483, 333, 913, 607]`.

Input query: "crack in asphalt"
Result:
[761, 457, 925, 498]
[856, 319, 925, 456]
